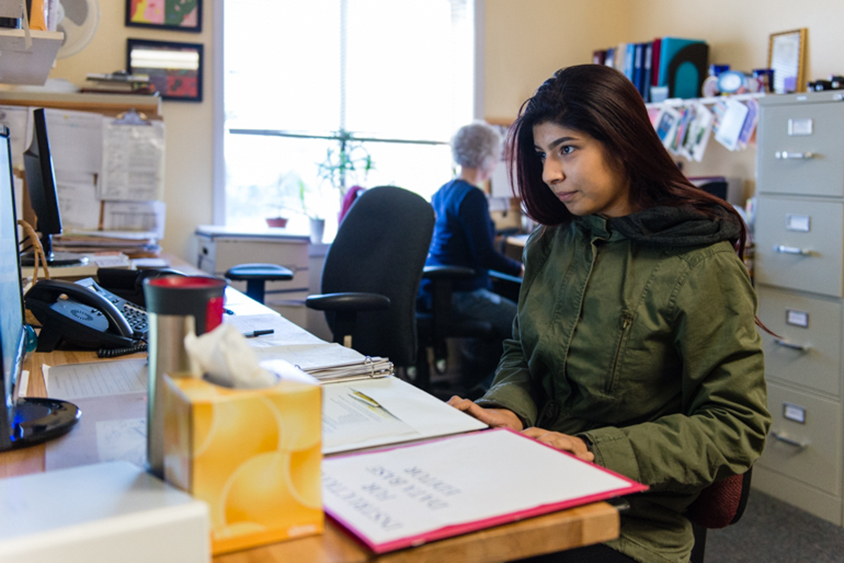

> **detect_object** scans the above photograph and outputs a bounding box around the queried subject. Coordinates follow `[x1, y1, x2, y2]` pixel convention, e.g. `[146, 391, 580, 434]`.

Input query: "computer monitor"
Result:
[21, 108, 86, 267]
[0, 124, 80, 452]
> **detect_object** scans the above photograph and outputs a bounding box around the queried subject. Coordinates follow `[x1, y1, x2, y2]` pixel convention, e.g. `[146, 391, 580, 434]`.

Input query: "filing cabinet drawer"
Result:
[757, 286, 842, 396]
[757, 101, 844, 197]
[755, 196, 844, 297]
[758, 382, 842, 496]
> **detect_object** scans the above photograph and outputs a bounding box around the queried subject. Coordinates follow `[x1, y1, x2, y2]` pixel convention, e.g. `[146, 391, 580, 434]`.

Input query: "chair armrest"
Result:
[305, 292, 391, 312]
[225, 263, 294, 281]
[489, 270, 522, 285]
[423, 265, 476, 280]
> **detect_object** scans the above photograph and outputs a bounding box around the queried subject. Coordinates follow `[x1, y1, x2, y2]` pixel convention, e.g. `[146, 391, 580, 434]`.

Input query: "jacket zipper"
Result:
[607, 311, 633, 393]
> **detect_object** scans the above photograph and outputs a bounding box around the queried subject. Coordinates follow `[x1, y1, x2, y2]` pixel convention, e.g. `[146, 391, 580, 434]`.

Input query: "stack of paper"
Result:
[256, 343, 393, 383]
[53, 231, 162, 258]
[226, 313, 393, 383]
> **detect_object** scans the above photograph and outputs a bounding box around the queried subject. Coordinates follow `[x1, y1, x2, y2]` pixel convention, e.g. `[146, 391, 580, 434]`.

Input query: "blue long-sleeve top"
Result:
[425, 179, 522, 292]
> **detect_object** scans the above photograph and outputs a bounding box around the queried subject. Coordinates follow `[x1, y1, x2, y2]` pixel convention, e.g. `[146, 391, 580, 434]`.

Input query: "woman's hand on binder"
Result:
[521, 428, 595, 462]
[447, 396, 524, 431]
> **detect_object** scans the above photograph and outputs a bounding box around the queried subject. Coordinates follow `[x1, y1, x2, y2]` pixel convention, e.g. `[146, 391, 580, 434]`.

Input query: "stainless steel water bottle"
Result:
[143, 275, 226, 478]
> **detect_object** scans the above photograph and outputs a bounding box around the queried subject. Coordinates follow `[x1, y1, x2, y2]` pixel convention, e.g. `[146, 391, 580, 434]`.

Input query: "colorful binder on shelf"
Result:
[657, 37, 709, 99]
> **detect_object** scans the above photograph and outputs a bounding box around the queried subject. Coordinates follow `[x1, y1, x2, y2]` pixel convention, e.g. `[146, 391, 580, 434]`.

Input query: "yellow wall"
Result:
[483, 0, 629, 123]
[49, 0, 214, 260]
[47, 0, 844, 260]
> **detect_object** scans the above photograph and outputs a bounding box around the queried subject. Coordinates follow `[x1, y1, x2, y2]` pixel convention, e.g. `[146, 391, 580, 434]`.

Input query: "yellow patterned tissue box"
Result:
[162, 372, 323, 554]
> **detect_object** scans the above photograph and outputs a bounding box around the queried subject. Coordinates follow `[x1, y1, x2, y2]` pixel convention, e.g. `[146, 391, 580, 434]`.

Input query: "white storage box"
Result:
[0, 461, 209, 563]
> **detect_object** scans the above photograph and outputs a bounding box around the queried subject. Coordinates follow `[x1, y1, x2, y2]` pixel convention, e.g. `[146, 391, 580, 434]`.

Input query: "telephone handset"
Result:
[25, 278, 138, 352]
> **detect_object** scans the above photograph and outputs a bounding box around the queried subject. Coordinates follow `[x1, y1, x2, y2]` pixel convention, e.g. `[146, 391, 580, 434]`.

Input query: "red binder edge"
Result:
[324, 427, 648, 554]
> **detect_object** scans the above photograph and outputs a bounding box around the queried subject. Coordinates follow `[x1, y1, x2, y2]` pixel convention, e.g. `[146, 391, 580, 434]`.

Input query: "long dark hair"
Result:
[507, 64, 748, 258]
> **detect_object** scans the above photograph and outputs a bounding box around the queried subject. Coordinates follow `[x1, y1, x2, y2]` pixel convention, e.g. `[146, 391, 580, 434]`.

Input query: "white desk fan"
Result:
[55, 0, 99, 58]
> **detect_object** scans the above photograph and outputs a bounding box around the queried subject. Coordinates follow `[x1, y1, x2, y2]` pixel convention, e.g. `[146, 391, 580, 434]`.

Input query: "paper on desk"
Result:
[66, 229, 158, 240]
[44, 358, 147, 400]
[43, 359, 148, 471]
[323, 429, 647, 553]
[99, 118, 165, 201]
[322, 387, 418, 451]
[223, 313, 325, 346]
[253, 342, 369, 370]
[45, 393, 147, 471]
[322, 376, 488, 454]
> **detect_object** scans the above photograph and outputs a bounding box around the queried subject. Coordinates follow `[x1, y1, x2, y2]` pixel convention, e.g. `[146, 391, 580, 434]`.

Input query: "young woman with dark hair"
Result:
[449, 65, 770, 563]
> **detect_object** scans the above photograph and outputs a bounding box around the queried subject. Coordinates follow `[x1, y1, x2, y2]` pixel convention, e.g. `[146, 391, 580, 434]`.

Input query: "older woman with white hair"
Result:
[421, 121, 524, 394]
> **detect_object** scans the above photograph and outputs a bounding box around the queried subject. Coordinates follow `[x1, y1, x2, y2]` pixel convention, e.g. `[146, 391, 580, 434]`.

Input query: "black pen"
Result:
[244, 329, 274, 338]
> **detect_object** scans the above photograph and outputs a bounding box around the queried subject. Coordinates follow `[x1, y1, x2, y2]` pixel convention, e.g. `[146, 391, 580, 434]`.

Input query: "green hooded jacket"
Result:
[476, 206, 771, 563]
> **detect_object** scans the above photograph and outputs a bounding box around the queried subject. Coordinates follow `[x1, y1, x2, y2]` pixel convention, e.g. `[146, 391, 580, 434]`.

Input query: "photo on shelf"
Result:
[768, 28, 807, 94]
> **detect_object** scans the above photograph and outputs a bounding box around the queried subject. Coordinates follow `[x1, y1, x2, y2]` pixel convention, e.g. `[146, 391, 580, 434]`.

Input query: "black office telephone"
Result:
[25, 278, 142, 352]
[25, 268, 189, 353]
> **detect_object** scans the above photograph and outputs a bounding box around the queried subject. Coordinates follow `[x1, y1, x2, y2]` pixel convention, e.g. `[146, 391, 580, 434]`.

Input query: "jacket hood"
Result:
[607, 205, 742, 247]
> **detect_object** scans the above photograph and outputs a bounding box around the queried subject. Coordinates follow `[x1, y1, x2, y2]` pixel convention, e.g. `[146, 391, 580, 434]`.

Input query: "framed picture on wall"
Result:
[768, 28, 807, 94]
[126, 0, 202, 32]
[127, 39, 204, 102]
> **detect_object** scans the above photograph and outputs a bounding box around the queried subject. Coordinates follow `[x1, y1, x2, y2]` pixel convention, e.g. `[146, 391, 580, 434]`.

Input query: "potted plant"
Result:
[264, 174, 300, 228]
[316, 134, 374, 202]
[298, 179, 328, 243]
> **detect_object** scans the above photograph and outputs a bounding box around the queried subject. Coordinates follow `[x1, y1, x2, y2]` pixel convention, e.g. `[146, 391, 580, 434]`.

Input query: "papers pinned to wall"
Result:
[98, 114, 165, 201]
[0, 105, 167, 252]
[648, 93, 761, 161]
[102, 200, 166, 239]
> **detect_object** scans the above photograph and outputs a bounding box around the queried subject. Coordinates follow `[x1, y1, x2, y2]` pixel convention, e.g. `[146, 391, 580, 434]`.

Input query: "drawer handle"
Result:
[773, 338, 810, 352]
[773, 245, 812, 256]
[771, 430, 810, 450]
[775, 151, 815, 160]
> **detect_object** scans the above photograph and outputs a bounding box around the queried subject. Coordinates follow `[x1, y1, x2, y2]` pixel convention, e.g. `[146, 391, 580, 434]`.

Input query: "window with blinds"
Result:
[222, 0, 474, 230]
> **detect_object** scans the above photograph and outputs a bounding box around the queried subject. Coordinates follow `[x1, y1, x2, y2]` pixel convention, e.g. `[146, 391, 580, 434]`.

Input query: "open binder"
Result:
[323, 428, 647, 553]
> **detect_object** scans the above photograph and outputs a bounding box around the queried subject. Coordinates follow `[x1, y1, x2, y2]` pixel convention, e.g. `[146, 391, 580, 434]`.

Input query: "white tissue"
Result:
[184, 323, 278, 389]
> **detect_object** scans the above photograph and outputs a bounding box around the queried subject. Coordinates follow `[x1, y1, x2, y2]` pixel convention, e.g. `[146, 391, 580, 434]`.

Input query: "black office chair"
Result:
[414, 268, 523, 394]
[687, 468, 754, 563]
[305, 186, 434, 369]
[225, 263, 294, 304]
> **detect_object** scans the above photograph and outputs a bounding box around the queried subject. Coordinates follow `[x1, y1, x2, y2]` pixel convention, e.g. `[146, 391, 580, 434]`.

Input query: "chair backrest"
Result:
[321, 186, 434, 366]
[687, 468, 753, 529]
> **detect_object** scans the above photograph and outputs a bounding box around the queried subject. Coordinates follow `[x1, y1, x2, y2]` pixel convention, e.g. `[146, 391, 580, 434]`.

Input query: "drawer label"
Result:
[788, 118, 813, 136]
[783, 403, 806, 424]
[785, 214, 810, 232]
[786, 309, 809, 327]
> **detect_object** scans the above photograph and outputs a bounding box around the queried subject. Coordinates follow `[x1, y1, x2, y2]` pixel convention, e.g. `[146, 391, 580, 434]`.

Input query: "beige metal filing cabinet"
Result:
[194, 226, 311, 327]
[753, 90, 844, 525]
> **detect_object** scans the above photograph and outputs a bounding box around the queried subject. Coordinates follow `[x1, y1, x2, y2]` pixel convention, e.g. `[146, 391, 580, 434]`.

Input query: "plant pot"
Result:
[309, 218, 325, 244]
[266, 217, 288, 228]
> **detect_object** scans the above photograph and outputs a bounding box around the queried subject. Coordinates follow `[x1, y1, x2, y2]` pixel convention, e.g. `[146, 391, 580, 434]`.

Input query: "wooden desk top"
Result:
[1, 279, 619, 562]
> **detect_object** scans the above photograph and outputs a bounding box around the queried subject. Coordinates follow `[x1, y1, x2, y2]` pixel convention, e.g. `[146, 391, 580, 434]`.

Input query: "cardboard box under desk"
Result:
[162, 373, 323, 554]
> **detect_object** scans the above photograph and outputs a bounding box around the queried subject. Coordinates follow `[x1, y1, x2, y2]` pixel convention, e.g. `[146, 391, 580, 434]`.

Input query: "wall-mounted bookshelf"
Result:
[646, 92, 766, 109]
[0, 91, 162, 118]
[0, 29, 62, 86]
